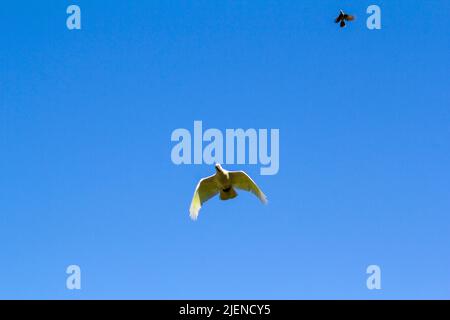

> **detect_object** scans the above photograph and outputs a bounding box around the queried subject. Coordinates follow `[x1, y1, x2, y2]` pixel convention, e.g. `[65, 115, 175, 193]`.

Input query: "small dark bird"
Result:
[335, 9, 355, 28]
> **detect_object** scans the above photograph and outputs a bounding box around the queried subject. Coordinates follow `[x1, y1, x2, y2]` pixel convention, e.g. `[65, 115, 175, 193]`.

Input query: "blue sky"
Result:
[0, 1, 449, 299]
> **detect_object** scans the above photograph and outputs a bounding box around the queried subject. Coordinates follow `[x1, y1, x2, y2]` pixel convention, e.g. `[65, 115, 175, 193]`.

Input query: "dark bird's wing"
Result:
[335, 13, 344, 23]
[229, 171, 267, 204]
[340, 20, 346, 28]
[189, 175, 219, 220]
[344, 14, 355, 21]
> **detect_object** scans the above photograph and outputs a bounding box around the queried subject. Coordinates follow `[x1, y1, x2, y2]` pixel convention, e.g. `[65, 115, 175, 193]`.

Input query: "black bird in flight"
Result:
[335, 9, 355, 28]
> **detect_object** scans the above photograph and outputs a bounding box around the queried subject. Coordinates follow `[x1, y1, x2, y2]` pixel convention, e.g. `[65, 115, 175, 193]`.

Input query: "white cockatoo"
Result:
[189, 164, 268, 220]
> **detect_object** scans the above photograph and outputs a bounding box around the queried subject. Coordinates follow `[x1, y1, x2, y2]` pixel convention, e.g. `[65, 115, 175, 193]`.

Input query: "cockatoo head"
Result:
[214, 163, 223, 172]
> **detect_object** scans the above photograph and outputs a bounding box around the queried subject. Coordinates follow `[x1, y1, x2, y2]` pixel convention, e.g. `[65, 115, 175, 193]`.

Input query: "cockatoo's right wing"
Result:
[335, 13, 344, 23]
[229, 171, 268, 204]
[189, 175, 219, 220]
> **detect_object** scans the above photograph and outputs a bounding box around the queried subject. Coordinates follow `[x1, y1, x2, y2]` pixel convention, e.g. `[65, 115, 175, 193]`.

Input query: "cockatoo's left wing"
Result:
[189, 175, 219, 220]
[229, 171, 268, 204]
[335, 13, 344, 23]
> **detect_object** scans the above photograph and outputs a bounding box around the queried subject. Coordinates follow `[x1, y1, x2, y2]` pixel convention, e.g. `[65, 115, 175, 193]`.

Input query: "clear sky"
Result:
[0, 1, 449, 299]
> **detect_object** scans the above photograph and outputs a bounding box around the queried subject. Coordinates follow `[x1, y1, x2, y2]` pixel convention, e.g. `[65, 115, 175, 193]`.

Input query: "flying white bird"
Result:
[189, 164, 268, 220]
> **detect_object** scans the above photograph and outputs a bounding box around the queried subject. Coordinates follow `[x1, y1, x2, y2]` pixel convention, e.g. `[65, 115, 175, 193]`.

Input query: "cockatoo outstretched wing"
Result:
[335, 12, 344, 23]
[189, 175, 219, 220]
[229, 171, 268, 204]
